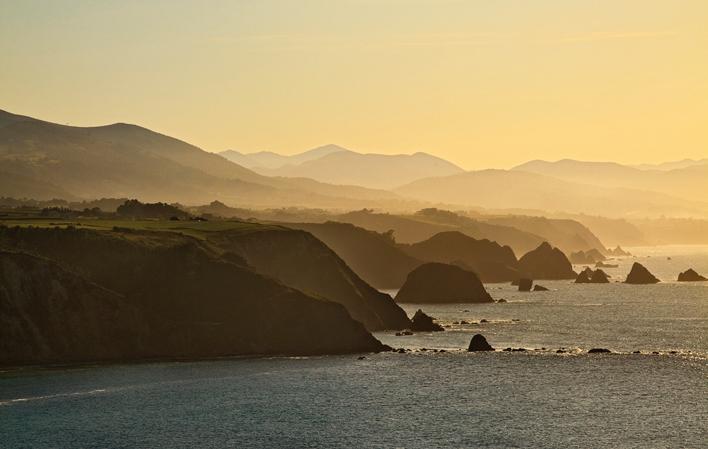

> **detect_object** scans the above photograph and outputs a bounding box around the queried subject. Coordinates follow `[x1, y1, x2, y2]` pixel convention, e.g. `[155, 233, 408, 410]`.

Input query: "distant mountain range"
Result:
[395, 168, 708, 218]
[0, 110, 409, 209]
[2, 108, 705, 219]
[513, 159, 708, 201]
[220, 144, 347, 170]
[220, 145, 464, 189]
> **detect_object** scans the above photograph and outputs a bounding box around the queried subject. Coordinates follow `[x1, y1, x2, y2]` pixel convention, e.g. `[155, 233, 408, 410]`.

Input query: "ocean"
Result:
[1, 246, 706, 448]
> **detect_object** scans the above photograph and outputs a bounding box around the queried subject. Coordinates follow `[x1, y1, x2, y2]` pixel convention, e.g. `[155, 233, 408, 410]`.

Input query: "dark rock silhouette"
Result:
[607, 246, 631, 256]
[395, 262, 494, 303]
[677, 268, 707, 282]
[518, 242, 576, 280]
[532, 284, 549, 291]
[410, 309, 444, 332]
[0, 228, 388, 366]
[575, 267, 610, 283]
[624, 262, 660, 284]
[468, 334, 494, 351]
[588, 348, 611, 353]
[208, 227, 411, 331]
[401, 231, 522, 283]
[569, 249, 606, 264]
[518, 278, 533, 292]
[285, 221, 422, 289]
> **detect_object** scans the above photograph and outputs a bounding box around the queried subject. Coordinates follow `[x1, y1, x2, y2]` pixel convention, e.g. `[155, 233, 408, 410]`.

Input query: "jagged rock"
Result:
[677, 268, 707, 282]
[532, 284, 549, 291]
[607, 246, 631, 256]
[625, 263, 660, 284]
[575, 267, 610, 283]
[395, 262, 494, 303]
[518, 278, 533, 291]
[467, 334, 494, 351]
[518, 242, 576, 280]
[410, 309, 444, 332]
[570, 249, 606, 264]
[588, 348, 611, 353]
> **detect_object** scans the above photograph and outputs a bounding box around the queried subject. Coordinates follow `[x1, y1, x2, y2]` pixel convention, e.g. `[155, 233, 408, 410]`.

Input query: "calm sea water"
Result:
[2, 246, 707, 448]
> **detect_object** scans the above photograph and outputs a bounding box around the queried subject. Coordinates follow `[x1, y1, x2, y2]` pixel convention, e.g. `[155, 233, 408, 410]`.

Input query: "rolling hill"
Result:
[0, 110, 407, 209]
[513, 159, 708, 203]
[395, 169, 708, 218]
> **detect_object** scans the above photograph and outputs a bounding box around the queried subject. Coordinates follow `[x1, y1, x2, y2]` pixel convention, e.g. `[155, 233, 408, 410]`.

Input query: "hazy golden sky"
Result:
[2, 0, 706, 169]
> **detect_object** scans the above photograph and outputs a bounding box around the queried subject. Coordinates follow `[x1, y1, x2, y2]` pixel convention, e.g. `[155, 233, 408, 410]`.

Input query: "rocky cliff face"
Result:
[204, 227, 411, 331]
[284, 222, 422, 289]
[395, 262, 494, 303]
[518, 242, 576, 280]
[0, 227, 387, 366]
[0, 250, 150, 365]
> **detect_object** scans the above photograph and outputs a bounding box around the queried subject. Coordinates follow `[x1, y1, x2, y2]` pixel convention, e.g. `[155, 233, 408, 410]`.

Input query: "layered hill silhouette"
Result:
[219, 144, 348, 170]
[395, 169, 708, 218]
[513, 159, 708, 206]
[0, 110, 407, 209]
[336, 208, 604, 256]
[242, 147, 464, 189]
[284, 222, 422, 289]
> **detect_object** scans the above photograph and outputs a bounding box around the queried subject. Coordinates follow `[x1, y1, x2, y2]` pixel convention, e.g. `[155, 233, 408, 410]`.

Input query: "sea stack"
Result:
[677, 268, 707, 282]
[395, 262, 494, 303]
[518, 278, 533, 292]
[518, 242, 576, 280]
[468, 334, 494, 352]
[575, 267, 610, 284]
[624, 262, 660, 284]
[410, 309, 444, 332]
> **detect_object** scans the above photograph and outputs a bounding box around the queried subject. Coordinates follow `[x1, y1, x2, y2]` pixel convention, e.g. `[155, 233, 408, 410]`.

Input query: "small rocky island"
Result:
[575, 267, 610, 283]
[625, 262, 660, 284]
[468, 334, 494, 351]
[570, 249, 606, 265]
[410, 309, 444, 332]
[395, 262, 494, 303]
[518, 242, 576, 280]
[677, 268, 707, 282]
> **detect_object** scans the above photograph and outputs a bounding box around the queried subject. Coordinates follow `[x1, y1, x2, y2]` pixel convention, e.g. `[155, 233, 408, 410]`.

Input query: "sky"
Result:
[1, 0, 707, 169]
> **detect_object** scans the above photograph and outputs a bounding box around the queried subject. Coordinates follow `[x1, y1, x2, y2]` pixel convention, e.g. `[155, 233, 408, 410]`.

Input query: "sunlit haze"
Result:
[1, 0, 706, 168]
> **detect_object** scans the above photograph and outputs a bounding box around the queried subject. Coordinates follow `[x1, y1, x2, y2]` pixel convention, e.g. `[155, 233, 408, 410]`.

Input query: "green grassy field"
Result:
[0, 215, 286, 240]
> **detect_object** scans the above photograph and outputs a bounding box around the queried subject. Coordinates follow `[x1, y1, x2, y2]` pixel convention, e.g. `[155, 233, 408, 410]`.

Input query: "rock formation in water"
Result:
[518, 242, 576, 280]
[533, 284, 549, 291]
[588, 348, 611, 353]
[624, 262, 660, 284]
[401, 231, 522, 283]
[0, 227, 388, 366]
[518, 278, 533, 292]
[569, 249, 606, 265]
[468, 334, 494, 351]
[410, 309, 444, 332]
[395, 262, 494, 303]
[677, 268, 708, 282]
[606, 246, 631, 256]
[575, 267, 610, 284]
